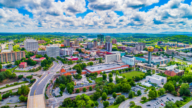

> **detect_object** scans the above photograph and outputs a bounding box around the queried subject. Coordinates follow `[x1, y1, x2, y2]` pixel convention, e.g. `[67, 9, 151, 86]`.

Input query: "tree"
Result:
[103, 101, 109, 108]
[175, 100, 183, 107]
[130, 101, 135, 107]
[114, 95, 125, 105]
[137, 90, 141, 96]
[121, 83, 131, 92]
[89, 62, 93, 66]
[83, 88, 86, 92]
[99, 58, 102, 63]
[92, 92, 100, 101]
[19, 95, 27, 102]
[141, 96, 147, 102]
[158, 88, 165, 96]
[112, 92, 117, 98]
[76, 89, 80, 93]
[148, 90, 156, 100]
[60, 91, 63, 96]
[89, 86, 92, 91]
[0, 94, 2, 101]
[152, 70, 155, 74]
[18, 75, 23, 79]
[59, 84, 65, 91]
[0, 64, 2, 69]
[128, 90, 134, 98]
[189, 105, 192, 108]
[164, 82, 175, 92]
[95, 101, 99, 108]
[17, 85, 30, 95]
[109, 73, 113, 77]
[62, 98, 72, 107]
[179, 83, 190, 96]
[109, 77, 113, 82]
[103, 74, 107, 80]
[102, 92, 107, 100]
[165, 101, 177, 108]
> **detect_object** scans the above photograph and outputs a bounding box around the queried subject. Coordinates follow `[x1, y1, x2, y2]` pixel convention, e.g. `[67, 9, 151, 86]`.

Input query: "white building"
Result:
[46, 45, 60, 58]
[146, 75, 167, 85]
[60, 48, 74, 56]
[8, 44, 13, 51]
[105, 53, 120, 63]
[122, 55, 135, 66]
[24, 39, 38, 51]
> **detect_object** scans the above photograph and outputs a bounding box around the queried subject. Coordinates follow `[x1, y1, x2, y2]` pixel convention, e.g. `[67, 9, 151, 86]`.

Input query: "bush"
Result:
[76, 89, 80, 93]
[114, 95, 125, 105]
[73, 74, 82, 80]
[30, 79, 36, 83]
[18, 75, 23, 79]
[26, 75, 33, 79]
[2, 93, 10, 99]
[89, 86, 92, 91]
[112, 92, 117, 98]
[172, 91, 177, 96]
[83, 88, 86, 92]
[103, 101, 109, 108]
[19, 95, 27, 102]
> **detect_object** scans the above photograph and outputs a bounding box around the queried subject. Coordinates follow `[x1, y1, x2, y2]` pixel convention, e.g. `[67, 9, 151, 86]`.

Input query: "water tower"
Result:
[147, 46, 154, 67]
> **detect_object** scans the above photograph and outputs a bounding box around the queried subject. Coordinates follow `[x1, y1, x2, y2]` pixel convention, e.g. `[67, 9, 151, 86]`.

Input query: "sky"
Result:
[0, 0, 192, 33]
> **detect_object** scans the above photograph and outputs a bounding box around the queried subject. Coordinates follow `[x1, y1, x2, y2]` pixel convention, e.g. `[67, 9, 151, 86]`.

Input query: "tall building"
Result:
[97, 34, 104, 45]
[74, 40, 79, 46]
[147, 46, 154, 67]
[105, 53, 120, 63]
[24, 39, 38, 51]
[64, 39, 70, 47]
[93, 40, 97, 47]
[87, 42, 93, 49]
[112, 38, 117, 44]
[105, 42, 112, 52]
[122, 55, 135, 66]
[46, 45, 60, 58]
[60, 48, 74, 56]
[8, 44, 13, 51]
[105, 36, 111, 43]
[0, 51, 25, 63]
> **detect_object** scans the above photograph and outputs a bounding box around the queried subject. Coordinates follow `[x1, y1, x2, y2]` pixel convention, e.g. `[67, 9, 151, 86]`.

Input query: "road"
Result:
[27, 61, 63, 108]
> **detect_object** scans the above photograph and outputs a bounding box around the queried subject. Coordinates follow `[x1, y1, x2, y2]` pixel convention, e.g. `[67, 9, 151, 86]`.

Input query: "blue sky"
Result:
[0, 0, 192, 33]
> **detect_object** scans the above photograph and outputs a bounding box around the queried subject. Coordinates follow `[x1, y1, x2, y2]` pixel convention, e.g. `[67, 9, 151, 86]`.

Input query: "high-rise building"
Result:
[74, 40, 79, 46]
[105, 53, 120, 63]
[93, 40, 97, 47]
[46, 45, 60, 58]
[105, 42, 112, 52]
[0, 51, 25, 63]
[97, 34, 104, 45]
[147, 46, 154, 67]
[112, 38, 117, 44]
[105, 36, 111, 43]
[24, 39, 38, 51]
[87, 42, 93, 49]
[8, 44, 13, 51]
[70, 42, 74, 47]
[64, 39, 70, 47]
[60, 48, 74, 56]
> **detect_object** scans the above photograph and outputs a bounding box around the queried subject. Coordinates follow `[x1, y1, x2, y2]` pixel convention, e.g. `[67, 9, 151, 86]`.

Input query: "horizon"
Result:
[0, 0, 192, 33]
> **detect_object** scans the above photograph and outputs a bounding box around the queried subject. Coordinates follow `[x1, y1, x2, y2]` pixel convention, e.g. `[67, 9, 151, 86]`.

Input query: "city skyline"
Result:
[0, 0, 192, 33]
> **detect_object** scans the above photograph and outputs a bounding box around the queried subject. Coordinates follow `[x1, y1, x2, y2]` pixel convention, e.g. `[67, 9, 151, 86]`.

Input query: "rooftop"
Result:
[25, 39, 37, 42]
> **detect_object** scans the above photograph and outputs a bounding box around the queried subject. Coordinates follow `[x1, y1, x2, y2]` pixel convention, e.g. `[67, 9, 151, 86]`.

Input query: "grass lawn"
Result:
[107, 104, 120, 108]
[181, 97, 192, 107]
[120, 71, 145, 79]
[95, 77, 103, 83]
[140, 99, 150, 104]
[14, 70, 29, 72]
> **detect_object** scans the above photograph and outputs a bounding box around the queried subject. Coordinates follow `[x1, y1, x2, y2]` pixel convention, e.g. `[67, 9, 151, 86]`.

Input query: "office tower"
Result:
[105, 36, 111, 43]
[46, 45, 60, 58]
[87, 42, 93, 49]
[112, 38, 117, 44]
[97, 34, 104, 45]
[93, 40, 97, 47]
[74, 40, 79, 46]
[24, 39, 38, 51]
[147, 46, 154, 67]
[64, 39, 70, 47]
[105, 42, 112, 52]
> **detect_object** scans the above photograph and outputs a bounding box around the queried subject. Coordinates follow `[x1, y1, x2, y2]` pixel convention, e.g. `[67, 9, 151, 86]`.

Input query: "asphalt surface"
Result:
[30, 61, 63, 96]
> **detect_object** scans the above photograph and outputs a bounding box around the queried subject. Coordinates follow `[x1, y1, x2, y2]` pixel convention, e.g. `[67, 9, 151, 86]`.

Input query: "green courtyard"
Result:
[119, 71, 145, 79]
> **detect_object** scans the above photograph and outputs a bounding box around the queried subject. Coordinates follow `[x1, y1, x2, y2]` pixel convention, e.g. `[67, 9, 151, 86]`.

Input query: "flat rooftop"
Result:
[86, 63, 128, 72]
[25, 39, 37, 42]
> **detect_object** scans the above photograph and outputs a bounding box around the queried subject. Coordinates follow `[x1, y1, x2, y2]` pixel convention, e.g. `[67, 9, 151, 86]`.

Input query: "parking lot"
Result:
[142, 93, 183, 108]
[131, 86, 146, 95]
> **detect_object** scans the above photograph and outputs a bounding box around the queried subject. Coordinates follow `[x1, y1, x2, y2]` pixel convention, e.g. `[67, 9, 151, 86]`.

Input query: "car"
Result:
[180, 99, 184, 101]
[146, 104, 151, 106]
[161, 104, 164, 106]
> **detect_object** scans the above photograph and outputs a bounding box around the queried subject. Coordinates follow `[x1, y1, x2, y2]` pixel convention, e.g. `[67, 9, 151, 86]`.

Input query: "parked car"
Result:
[161, 104, 164, 106]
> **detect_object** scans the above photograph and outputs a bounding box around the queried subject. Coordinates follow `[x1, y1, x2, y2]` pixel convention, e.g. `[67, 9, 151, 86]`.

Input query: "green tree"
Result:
[62, 98, 72, 107]
[137, 90, 142, 96]
[59, 84, 65, 91]
[0, 64, 2, 69]
[103, 74, 107, 80]
[112, 92, 117, 98]
[89, 86, 92, 91]
[179, 83, 190, 96]
[83, 88, 86, 92]
[76, 89, 80, 93]
[164, 82, 175, 92]
[158, 88, 165, 96]
[109, 77, 113, 82]
[114, 95, 125, 104]
[19, 95, 27, 102]
[141, 96, 147, 102]
[189, 105, 192, 108]
[92, 92, 100, 101]
[103, 101, 109, 108]
[165, 101, 177, 108]
[148, 90, 156, 99]
[95, 101, 99, 108]
[102, 92, 107, 100]
[109, 73, 113, 77]
[0, 94, 2, 101]
[130, 101, 135, 107]
[128, 90, 134, 98]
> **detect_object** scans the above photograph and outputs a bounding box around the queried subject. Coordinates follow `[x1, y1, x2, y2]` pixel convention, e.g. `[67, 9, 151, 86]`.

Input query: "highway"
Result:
[27, 61, 63, 108]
